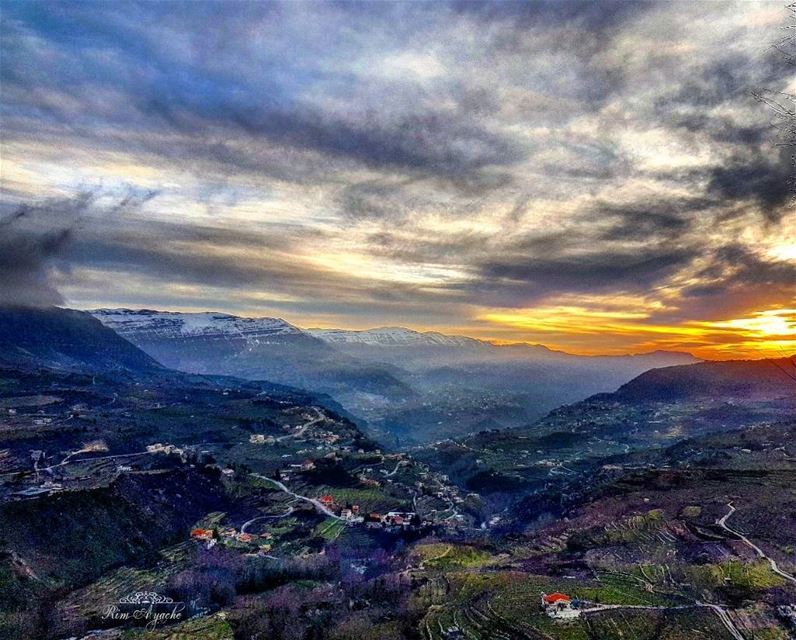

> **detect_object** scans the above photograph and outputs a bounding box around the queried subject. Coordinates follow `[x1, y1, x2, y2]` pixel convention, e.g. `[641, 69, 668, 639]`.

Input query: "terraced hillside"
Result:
[407, 420, 796, 640]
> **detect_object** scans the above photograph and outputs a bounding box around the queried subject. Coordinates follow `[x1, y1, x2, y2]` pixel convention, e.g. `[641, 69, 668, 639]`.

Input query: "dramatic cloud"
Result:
[0, 190, 158, 306]
[0, 193, 97, 306]
[0, 0, 793, 357]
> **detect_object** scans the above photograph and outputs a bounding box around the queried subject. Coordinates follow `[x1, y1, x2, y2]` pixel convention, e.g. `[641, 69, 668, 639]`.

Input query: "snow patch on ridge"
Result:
[92, 308, 302, 339]
[307, 327, 484, 347]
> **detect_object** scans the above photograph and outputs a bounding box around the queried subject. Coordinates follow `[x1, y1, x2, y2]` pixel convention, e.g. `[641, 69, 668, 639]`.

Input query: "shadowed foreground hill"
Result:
[0, 306, 164, 374]
[615, 356, 796, 402]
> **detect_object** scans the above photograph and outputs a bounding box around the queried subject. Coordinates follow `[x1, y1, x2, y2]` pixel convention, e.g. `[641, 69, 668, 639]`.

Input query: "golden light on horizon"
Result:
[479, 305, 796, 360]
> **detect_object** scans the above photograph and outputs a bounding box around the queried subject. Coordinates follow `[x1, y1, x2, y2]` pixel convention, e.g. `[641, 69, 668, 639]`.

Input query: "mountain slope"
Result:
[92, 308, 414, 402]
[416, 356, 796, 506]
[0, 307, 390, 639]
[0, 306, 164, 374]
[615, 356, 796, 402]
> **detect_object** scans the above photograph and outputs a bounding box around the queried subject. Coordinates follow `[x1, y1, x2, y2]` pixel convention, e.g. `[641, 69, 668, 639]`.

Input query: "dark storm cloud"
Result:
[0, 193, 94, 306]
[706, 148, 793, 223]
[366, 230, 491, 264]
[635, 243, 796, 322]
[0, 191, 160, 307]
[64, 230, 474, 319]
[666, 53, 786, 109]
[1, 1, 523, 186]
[670, 113, 768, 146]
[650, 45, 794, 222]
[230, 107, 521, 178]
[691, 244, 796, 290]
[451, 0, 648, 32]
[598, 210, 690, 242]
[592, 199, 713, 242]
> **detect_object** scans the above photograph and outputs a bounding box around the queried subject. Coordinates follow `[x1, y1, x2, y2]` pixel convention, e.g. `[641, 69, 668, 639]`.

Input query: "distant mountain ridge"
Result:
[94, 309, 698, 361]
[307, 326, 486, 347]
[90, 308, 415, 413]
[89, 308, 703, 445]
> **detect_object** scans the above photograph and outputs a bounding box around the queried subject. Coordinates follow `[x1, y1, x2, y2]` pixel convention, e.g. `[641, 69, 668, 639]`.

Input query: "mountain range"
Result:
[92, 308, 699, 445]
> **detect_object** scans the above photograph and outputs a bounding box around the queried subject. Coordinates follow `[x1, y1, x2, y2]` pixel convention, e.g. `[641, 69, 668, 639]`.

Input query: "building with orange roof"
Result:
[541, 592, 580, 619]
[190, 528, 214, 541]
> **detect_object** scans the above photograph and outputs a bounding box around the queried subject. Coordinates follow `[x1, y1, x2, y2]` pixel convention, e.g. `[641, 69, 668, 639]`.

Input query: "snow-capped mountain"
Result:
[307, 326, 485, 348]
[90, 308, 414, 405]
[92, 309, 302, 343]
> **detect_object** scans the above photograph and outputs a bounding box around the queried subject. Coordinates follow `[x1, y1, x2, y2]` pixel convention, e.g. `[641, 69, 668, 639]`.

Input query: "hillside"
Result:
[415, 356, 796, 506]
[0, 306, 468, 640]
[616, 356, 796, 402]
[0, 306, 163, 374]
[415, 418, 796, 640]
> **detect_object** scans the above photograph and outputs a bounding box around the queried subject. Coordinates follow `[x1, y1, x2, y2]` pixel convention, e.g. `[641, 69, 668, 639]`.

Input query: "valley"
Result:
[4, 2, 794, 638]
[93, 309, 698, 446]
[0, 307, 794, 640]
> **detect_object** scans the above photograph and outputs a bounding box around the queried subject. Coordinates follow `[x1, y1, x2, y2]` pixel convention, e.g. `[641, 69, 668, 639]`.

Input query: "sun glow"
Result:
[479, 306, 796, 360]
[768, 243, 796, 262]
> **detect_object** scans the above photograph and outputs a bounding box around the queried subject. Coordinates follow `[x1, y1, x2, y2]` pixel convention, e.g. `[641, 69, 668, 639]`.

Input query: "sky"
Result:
[1, 0, 794, 359]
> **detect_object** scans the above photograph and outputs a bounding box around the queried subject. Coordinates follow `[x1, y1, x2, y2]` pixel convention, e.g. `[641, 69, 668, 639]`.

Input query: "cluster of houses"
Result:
[190, 526, 273, 553]
[314, 495, 423, 531]
[540, 592, 581, 619]
[317, 495, 364, 522]
[365, 510, 423, 530]
[316, 431, 341, 444]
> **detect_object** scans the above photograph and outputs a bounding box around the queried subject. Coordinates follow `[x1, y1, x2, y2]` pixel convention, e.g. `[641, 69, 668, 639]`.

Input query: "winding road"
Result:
[717, 502, 796, 585]
[250, 473, 345, 521]
[276, 408, 324, 442]
[240, 505, 295, 533]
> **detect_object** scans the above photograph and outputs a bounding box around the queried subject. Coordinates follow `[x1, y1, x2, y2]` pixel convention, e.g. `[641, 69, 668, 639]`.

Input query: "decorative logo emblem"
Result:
[118, 591, 175, 605]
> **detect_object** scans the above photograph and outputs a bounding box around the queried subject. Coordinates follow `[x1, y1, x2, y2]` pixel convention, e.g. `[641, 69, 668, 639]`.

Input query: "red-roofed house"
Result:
[191, 528, 214, 541]
[541, 592, 579, 619]
[542, 592, 570, 605]
[319, 495, 335, 507]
